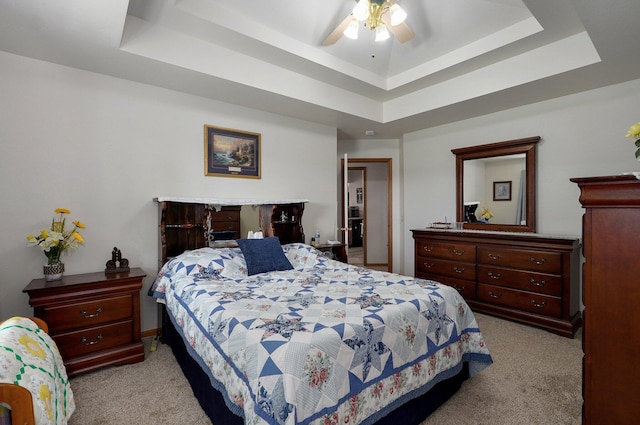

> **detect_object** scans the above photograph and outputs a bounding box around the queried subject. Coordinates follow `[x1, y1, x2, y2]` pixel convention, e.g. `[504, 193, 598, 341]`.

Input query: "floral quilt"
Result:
[151, 244, 492, 425]
[0, 317, 75, 425]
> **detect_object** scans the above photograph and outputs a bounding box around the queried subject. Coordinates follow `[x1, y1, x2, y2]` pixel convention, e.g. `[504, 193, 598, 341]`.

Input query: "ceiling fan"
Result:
[323, 0, 415, 45]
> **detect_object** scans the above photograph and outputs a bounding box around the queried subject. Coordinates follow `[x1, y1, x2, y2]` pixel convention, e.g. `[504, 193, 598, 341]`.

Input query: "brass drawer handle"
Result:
[423, 262, 435, 269]
[530, 278, 547, 287]
[453, 284, 466, 291]
[81, 334, 103, 346]
[488, 291, 502, 299]
[422, 246, 434, 252]
[453, 266, 465, 274]
[530, 257, 547, 265]
[488, 272, 502, 280]
[487, 253, 502, 260]
[530, 299, 547, 308]
[452, 249, 465, 256]
[80, 307, 103, 318]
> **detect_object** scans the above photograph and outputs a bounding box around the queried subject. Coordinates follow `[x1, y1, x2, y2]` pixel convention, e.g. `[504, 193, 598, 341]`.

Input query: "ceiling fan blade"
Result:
[323, 13, 353, 45]
[381, 13, 415, 43]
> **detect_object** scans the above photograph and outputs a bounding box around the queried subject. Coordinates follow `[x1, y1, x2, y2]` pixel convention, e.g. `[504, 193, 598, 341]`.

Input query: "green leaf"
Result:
[635, 139, 640, 147]
[635, 149, 640, 159]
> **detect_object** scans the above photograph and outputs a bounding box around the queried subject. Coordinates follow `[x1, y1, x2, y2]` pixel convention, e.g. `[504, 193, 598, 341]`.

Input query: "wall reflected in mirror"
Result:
[463, 154, 526, 225]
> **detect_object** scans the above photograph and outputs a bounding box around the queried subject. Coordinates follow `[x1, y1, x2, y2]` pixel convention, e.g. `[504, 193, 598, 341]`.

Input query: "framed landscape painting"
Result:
[204, 125, 261, 178]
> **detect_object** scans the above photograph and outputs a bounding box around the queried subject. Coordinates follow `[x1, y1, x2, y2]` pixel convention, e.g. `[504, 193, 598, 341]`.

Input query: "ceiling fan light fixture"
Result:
[352, 0, 370, 21]
[389, 3, 407, 26]
[344, 19, 360, 39]
[375, 24, 390, 42]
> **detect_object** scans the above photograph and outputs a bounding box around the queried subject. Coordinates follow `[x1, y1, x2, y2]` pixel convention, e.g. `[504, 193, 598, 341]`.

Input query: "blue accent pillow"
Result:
[237, 237, 294, 276]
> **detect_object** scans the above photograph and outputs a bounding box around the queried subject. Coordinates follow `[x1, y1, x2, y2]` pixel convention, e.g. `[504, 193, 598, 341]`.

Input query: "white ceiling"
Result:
[1, 0, 639, 139]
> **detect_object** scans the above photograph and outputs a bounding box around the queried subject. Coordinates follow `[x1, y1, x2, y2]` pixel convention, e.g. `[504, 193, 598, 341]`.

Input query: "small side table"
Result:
[23, 268, 146, 377]
[314, 243, 348, 263]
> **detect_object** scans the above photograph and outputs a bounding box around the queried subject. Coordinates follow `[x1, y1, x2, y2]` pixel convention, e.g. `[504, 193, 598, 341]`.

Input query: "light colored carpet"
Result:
[68, 313, 582, 425]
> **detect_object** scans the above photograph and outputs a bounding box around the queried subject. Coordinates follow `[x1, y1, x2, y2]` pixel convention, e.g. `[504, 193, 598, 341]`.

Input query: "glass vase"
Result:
[43, 261, 64, 281]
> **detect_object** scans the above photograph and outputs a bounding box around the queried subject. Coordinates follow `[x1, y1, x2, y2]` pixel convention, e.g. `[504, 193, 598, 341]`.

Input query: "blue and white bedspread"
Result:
[151, 243, 492, 425]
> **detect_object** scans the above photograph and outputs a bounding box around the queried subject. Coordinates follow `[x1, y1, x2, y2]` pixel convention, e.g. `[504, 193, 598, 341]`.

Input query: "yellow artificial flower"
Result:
[480, 206, 494, 220]
[625, 122, 640, 140]
[27, 208, 86, 265]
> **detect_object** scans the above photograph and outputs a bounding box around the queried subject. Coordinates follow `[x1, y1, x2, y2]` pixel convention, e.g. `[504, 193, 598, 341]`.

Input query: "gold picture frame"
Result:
[204, 125, 261, 178]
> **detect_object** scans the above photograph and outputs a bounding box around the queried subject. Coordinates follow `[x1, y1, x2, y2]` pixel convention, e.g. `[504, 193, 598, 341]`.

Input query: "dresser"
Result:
[412, 229, 581, 338]
[23, 268, 146, 376]
[571, 175, 640, 424]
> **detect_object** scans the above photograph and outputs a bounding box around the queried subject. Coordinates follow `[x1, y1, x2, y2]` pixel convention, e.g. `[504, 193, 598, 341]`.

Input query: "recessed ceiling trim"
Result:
[387, 16, 544, 90]
[383, 32, 601, 122]
[121, 16, 384, 121]
[174, 0, 389, 89]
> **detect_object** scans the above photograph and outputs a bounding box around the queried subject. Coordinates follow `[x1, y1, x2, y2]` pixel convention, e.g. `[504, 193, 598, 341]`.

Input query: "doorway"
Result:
[340, 158, 392, 272]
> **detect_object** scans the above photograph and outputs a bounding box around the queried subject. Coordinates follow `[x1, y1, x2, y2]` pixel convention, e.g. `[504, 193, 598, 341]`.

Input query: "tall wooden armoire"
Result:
[571, 175, 640, 424]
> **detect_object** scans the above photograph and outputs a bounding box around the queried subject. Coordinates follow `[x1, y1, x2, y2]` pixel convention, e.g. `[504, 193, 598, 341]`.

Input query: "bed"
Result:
[150, 240, 492, 425]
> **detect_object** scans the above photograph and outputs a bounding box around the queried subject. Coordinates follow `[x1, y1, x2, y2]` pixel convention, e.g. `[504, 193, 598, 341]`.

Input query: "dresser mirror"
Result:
[452, 136, 540, 232]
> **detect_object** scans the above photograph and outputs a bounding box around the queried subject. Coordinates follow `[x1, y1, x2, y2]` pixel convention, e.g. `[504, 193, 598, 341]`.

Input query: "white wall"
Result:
[0, 51, 338, 331]
[403, 77, 640, 273]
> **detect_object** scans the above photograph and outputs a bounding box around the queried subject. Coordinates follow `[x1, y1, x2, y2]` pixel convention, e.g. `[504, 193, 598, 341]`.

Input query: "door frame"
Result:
[347, 167, 367, 260]
[340, 157, 392, 272]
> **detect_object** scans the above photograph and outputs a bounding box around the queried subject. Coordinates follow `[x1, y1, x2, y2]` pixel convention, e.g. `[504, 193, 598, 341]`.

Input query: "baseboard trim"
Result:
[142, 328, 159, 339]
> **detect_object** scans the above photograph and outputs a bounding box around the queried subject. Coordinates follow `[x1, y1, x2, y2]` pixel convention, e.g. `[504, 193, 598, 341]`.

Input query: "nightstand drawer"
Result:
[39, 294, 133, 333]
[54, 320, 134, 359]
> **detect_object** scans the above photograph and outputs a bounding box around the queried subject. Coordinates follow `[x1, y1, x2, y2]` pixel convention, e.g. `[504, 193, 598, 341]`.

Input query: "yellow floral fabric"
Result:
[0, 317, 75, 425]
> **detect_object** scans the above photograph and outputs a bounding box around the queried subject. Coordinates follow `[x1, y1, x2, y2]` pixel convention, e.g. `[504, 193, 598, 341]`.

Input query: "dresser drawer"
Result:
[39, 294, 133, 333]
[209, 208, 240, 223]
[416, 241, 476, 262]
[425, 275, 477, 300]
[477, 265, 562, 296]
[212, 221, 240, 232]
[416, 257, 476, 281]
[53, 320, 134, 359]
[477, 283, 561, 318]
[478, 246, 562, 273]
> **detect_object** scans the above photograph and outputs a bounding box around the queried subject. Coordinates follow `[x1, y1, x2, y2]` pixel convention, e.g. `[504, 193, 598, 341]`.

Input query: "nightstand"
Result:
[23, 268, 146, 377]
[314, 243, 348, 263]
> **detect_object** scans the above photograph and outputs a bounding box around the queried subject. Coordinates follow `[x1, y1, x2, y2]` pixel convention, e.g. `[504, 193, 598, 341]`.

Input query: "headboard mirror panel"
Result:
[452, 136, 540, 233]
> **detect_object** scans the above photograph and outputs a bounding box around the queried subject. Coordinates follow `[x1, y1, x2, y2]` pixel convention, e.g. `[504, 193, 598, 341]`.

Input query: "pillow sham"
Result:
[237, 237, 293, 275]
[150, 247, 248, 297]
[283, 243, 321, 269]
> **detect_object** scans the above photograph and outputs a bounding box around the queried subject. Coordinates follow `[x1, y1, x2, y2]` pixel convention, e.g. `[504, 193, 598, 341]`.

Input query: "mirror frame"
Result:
[452, 136, 540, 233]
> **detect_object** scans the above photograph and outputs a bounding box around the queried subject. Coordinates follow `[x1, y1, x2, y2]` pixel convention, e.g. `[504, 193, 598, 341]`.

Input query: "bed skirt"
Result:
[163, 311, 470, 425]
